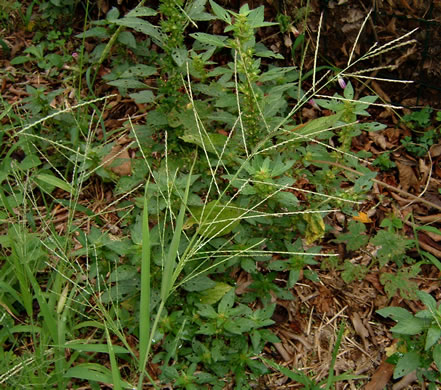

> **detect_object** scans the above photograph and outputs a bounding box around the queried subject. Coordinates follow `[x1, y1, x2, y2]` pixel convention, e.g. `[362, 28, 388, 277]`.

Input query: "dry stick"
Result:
[311, 160, 441, 212]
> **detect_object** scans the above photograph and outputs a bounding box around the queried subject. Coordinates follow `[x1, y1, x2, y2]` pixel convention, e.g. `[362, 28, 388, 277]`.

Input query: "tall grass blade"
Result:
[160, 153, 196, 301]
[139, 181, 151, 374]
[105, 326, 123, 390]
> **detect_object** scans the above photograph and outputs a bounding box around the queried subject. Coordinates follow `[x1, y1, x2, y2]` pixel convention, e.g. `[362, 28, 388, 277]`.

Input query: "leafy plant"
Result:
[377, 291, 441, 388]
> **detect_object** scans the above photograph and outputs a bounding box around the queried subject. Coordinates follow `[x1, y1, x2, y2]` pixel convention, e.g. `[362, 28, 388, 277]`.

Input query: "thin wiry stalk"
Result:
[15, 95, 116, 136]
[348, 8, 373, 66]
[312, 12, 324, 92]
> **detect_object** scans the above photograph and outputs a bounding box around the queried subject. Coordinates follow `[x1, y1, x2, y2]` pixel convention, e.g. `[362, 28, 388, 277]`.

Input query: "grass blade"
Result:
[139, 180, 151, 374]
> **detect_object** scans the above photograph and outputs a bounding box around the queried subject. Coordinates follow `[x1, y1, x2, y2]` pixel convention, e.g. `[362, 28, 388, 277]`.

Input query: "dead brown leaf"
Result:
[396, 161, 419, 192]
[363, 358, 395, 390]
[102, 145, 132, 176]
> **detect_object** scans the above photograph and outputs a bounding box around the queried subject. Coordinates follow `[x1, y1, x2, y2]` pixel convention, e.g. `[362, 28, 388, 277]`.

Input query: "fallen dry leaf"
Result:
[363, 358, 395, 390]
[353, 212, 373, 223]
[396, 161, 419, 192]
[102, 145, 132, 176]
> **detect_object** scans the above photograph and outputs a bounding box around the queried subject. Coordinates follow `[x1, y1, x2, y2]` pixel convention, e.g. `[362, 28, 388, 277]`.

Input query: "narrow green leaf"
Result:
[35, 173, 73, 194]
[106, 327, 123, 390]
[62, 343, 130, 354]
[161, 156, 196, 301]
[139, 181, 151, 374]
[260, 357, 312, 386]
[107, 79, 147, 89]
[64, 364, 132, 388]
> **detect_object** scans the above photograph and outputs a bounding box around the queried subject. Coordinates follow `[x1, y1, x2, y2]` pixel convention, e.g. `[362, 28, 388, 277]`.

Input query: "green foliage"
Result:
[400, 106, 441, 157]
[377, 290, 441, 385]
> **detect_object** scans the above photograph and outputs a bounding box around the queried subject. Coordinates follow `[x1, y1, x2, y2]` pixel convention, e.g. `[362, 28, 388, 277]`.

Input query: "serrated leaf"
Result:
[190, 32, 228, 47]
[393, 351, 420, 379]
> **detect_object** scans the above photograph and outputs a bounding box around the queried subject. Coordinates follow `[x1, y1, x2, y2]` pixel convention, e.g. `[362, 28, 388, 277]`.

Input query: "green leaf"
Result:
[333, 221, 368, 251]
[120, 64, 156, 78]
[416, 290, 437, 313]
[208, 0, 231, 23]
[218, 289, 235, 313]
[390, 317, 426, 335]
[376, 306, 413, 321]
[379, 266, 419, 299]
[107, 79, 147, 89]
[19, 154, 41, 170]
[190, 32, 228, 47]
[273, 191, 298, 208]
[108, 265, 137, 282]
[199, 282, 232, 304]
[64, 364, 133, 388]
[114, 17, 164, 43]
[35, 173, 73, 194]
[129, 90, 155, 104]
[126, 6, 157, 17]
[76, 27, 110, 39]
[186, 0, 213, 21]
[433, 344, 441, 371]
[247, 6, 277, 28]
[425, 326, 441, 350]
[182, 275, 216, 292]
[11, 55, 31, 65]
[290, 112, 343, 140]
[185, 201, 242, 238]
[393, 352, 420, 379]
[63, 342, 130, 354]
